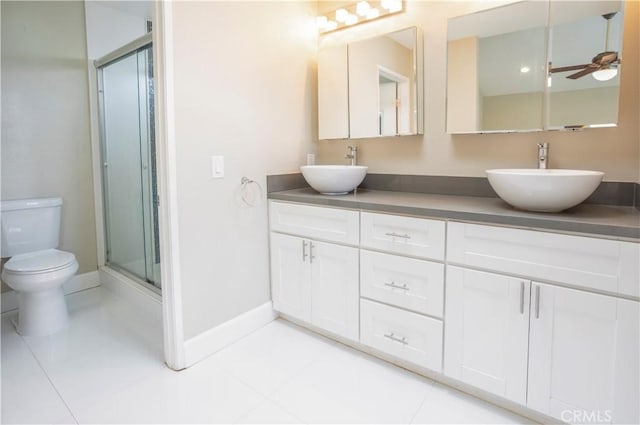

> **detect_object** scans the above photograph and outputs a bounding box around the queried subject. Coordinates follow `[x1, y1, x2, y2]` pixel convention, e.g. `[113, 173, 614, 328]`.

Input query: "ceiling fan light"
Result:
[592, 68, 618, 81]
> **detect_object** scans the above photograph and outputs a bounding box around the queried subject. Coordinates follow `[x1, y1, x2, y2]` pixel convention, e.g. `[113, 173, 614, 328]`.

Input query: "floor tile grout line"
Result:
[20, 332, 80, 424]
[407, 390, 431, 425]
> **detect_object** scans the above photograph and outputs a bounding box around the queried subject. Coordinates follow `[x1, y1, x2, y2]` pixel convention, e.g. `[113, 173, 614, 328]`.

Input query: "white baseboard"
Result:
[1, 270, 101, 314]
[99, 267, 162, 320]
[184, 301, 277, 368]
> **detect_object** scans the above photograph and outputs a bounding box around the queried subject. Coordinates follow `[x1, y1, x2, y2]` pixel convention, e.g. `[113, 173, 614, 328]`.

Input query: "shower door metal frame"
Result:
[95, 33, 160, 292]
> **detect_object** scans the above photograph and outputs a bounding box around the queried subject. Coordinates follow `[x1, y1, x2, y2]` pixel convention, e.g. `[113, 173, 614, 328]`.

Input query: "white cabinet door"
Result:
[528, 283, 639, 424]
[444, 267, 530, 405]
[311, 240, 359, 341]
[270, 233, 311, 322]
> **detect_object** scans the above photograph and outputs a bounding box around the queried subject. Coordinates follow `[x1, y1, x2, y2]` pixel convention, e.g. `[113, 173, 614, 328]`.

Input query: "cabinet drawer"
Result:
[360, 212, 445, 260]
[269, 201, 359, 245]
[447, 222, 640, 298]
[360, 299, 443, 371]
[360, 250, 444, 318]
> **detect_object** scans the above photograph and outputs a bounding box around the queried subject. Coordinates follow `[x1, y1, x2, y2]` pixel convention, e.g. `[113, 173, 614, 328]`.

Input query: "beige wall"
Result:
[482, 92, 543, 131]
[447, 36, 480, 132]
[1, 2, 97, 283]
[170, 1, 317, 340]
[316, 0, 640, 183]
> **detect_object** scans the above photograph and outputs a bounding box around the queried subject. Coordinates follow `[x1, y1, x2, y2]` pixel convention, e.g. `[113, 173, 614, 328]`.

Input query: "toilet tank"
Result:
[1, 197, 63, 257]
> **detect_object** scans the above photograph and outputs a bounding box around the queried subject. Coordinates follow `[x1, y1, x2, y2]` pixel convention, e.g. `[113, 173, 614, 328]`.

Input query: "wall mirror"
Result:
[318, 27, 423, 140]
[547, 1, 624, 129]
[446, 0, 624, 134]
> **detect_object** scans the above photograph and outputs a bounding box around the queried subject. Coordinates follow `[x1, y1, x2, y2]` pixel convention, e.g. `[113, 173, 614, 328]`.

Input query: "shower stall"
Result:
[95, 34, 161, 290]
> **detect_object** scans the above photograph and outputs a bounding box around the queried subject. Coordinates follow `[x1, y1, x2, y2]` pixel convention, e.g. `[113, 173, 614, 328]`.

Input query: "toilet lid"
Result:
[4, 249, 76, 274]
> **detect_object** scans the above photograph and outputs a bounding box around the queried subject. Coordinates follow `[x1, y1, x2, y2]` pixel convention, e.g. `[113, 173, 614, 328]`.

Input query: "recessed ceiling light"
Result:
[520, 66, 530, 73]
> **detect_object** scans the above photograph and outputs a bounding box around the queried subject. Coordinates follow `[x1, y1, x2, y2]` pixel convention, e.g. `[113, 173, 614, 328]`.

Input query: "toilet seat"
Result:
[4, 249, 77, 275]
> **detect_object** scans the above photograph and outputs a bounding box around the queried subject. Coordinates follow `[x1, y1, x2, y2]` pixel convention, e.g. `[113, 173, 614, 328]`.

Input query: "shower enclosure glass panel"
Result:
[97, 42, 160, 289]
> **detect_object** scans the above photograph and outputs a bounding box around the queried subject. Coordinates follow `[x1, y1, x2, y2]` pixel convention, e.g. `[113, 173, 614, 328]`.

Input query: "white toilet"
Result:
[1, 197, 78, 336]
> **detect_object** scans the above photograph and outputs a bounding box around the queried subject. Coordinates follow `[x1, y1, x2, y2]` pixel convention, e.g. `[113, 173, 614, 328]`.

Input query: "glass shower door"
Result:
[97, 42, 161, 289]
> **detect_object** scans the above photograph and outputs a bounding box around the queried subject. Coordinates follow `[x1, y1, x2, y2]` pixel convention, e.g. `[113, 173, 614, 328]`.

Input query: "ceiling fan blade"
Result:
[550, 64, 590, 73]
[567, 66, 598, 79]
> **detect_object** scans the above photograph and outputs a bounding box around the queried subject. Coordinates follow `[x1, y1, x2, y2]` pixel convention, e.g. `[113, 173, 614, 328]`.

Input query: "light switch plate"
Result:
[211, 155, 224, 178]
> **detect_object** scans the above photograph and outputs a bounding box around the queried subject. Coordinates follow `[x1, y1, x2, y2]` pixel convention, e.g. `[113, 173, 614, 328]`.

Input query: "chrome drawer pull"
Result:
[383, 332, 408, 345]
[302, 240, 308, 262]
[383, 281, 410, 291]
[385, 232, 411, 239]
[309, 242, 315, 264]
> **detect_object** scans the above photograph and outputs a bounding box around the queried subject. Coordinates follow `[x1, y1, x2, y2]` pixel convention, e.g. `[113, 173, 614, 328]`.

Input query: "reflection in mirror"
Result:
[547, 1, 624, 129]
[378, 67, 410, 136]
[348, 27, 422, 139]
[446, 1, 548, 133]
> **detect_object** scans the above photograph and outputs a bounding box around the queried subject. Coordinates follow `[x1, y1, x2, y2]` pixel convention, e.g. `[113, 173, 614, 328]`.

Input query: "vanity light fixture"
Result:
[316, 0, 405, 34]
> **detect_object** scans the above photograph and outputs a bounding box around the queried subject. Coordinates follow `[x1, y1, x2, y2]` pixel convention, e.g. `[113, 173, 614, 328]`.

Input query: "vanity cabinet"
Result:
[268, 199, 639, 424]
[269, 201, 359, 341]
[446, 221, 640, 424]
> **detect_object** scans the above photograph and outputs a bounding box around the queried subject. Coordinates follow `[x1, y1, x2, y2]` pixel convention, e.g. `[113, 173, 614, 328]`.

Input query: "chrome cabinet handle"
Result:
[384, 281, 410, 291]
[535, 285, 540, 319]
[385, 232, 411, 239]
[302, 240, 308, 262]
[520, 281, 525, 315]
[384, 332, 408, 345]
[309, 242, 315, 263]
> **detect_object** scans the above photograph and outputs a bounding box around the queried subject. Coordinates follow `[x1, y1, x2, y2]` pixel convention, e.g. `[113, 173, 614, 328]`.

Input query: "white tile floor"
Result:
[1, 287, 533, 424]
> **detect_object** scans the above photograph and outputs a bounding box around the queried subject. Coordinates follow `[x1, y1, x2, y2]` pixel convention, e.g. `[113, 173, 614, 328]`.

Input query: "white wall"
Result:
[1, 1, 97, 278]
[169, 1, 317, 340]
[84, 1, 149, 60]
[316, 0, 640, 183]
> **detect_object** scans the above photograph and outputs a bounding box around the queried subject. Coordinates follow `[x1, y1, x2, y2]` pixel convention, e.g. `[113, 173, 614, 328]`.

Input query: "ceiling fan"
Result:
[549, 12, 621, 80]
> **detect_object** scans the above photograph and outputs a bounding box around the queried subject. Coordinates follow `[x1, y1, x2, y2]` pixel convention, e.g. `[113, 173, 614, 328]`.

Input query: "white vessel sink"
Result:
[300, 165, 368, 195]
[486, 169, 604, 212]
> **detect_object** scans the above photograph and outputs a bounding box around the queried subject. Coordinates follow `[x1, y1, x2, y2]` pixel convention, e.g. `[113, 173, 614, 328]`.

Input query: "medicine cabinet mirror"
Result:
[446, 0, 624, 134]
[318, 27, 423, 140]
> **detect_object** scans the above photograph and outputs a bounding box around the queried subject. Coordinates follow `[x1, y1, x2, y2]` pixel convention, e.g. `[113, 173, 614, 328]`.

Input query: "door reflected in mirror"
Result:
[378, 66, 411, 136]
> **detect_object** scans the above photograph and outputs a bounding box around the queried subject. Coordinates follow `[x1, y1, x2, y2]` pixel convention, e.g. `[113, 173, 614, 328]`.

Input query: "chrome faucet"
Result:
[537, 142, 549, 169]
[345, 145, 357, 166]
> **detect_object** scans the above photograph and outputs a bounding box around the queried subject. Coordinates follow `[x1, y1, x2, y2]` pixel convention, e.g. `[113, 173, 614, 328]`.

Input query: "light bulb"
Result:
[382, 0, 402, 13]
[345, 13, 358, 25]
[316, 16, 328, 29]
[366, 8, 380, 19]
[356, 1, 371, 16]
[592, 68, 618, 81]
[335, 8, 349, 23]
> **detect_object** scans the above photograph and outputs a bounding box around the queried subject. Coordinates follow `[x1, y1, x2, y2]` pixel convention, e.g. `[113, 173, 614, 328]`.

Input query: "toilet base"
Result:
[17, 286, 69, 337]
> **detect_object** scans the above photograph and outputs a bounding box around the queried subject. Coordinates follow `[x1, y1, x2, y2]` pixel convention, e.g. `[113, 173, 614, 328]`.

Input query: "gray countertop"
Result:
[268, 188, 640, 242]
